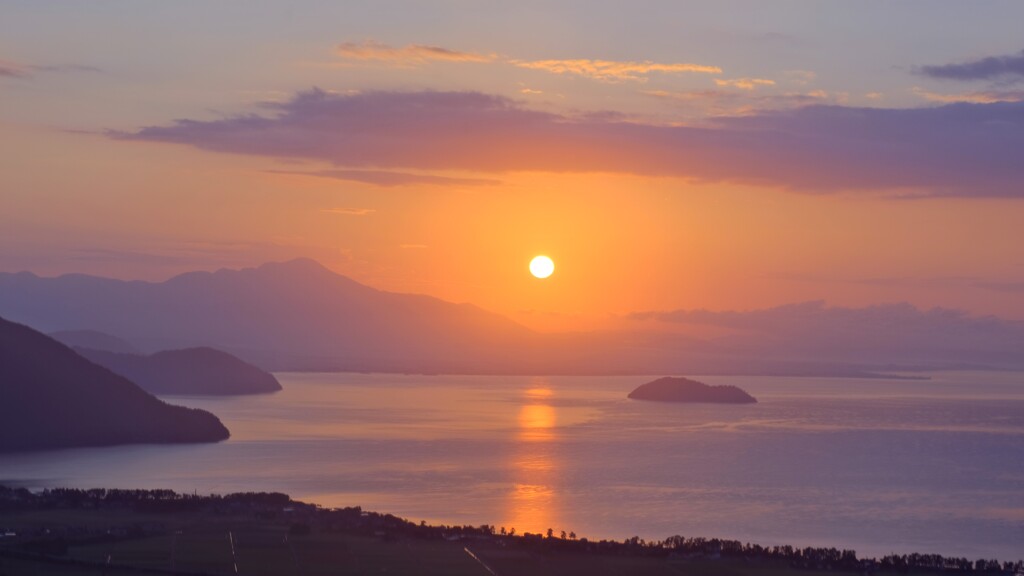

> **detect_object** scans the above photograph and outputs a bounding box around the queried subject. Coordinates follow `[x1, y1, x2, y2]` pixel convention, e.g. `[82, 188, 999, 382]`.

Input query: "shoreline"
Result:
[2, 486, 1021, 572]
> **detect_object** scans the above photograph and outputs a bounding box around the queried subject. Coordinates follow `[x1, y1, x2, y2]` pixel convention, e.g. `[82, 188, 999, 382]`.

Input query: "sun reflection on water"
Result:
[518, 403, 556, 442]
[504, 378, 561, 536]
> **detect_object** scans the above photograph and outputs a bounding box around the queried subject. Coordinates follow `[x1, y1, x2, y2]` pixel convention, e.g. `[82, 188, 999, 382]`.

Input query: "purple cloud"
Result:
[269, 168, 500, 187]
[0, 59, 100, 79]
[918, 49, 1024, 81]
[0, 60, 31, 78]
[975, 281, 1024, 293]
[116, 88, 1024, 197]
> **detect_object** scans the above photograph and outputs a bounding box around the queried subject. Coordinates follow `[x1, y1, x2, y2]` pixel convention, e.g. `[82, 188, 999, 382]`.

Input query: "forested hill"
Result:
[0, 316, 229, 452]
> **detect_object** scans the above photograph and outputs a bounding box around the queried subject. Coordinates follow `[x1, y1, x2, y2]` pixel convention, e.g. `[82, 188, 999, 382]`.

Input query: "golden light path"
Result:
[529, 255, 555, 279]
[504, 377, 560, 537]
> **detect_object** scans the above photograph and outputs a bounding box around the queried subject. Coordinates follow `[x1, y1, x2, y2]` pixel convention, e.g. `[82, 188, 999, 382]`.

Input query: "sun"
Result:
[529, 255, 555, 279]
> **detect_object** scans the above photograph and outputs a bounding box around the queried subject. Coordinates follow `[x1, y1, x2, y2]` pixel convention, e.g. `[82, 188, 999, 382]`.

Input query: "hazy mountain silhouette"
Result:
[0, 316, 229, 452]
[631, 301, 1024, 371]
[51, 329, 140, 354]
[75, 346, 282, 395]
[0, 259, 536, 372]
[2, 260, 1020, 375]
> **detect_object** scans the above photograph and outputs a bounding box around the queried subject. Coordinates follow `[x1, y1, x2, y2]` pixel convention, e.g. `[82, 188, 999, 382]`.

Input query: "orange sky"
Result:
[5, 128, 1023, 330]
[3, 2, 1024, 331]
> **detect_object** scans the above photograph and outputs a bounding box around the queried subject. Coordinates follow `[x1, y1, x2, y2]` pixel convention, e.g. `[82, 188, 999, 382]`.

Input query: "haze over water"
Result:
[2, 372, 1022, 560]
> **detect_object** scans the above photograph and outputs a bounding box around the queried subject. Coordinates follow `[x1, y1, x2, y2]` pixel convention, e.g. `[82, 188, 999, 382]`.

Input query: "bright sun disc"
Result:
[529, 255, 555, 279]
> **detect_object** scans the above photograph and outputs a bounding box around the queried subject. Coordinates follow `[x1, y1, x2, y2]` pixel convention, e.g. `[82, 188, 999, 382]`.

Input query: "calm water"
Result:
[2, 372, 1023, 559]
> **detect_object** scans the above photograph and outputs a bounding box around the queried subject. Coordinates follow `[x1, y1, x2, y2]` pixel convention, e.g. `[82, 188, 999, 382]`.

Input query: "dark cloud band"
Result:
[115, 88, 1024, 198]
[918, 49, 1024, 81]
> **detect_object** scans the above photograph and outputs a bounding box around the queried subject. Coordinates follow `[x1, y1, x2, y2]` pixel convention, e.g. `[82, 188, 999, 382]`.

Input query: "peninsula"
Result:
[0, 316, 230, 452]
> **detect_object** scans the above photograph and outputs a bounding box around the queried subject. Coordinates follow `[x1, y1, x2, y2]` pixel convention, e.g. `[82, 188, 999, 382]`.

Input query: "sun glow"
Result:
[529, 255, 555, 279]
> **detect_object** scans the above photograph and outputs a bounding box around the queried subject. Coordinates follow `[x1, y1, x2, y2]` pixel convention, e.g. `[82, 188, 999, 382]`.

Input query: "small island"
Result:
[628, 376, 757, 404]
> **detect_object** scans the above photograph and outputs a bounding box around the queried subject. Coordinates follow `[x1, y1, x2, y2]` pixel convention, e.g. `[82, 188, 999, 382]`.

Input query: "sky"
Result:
[3, 0, 1024, 331]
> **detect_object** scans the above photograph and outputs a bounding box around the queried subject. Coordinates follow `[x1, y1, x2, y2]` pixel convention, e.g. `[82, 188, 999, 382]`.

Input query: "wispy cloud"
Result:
[0, 59, 31, 78]
[975, 281, 1024, 293]
[714, 77, 776, 90]
[69, 247, 200, 266]
[332, 40, 720, 82]
[510, 58, 721, 82]
[912, 86, 1024, 104]
[270, 169, 500, 188]
[644, 88, 834, 115]
[917, 49, 1024, 82]
[0, 59, 100, 79]
[321, 207, 375, 216]
[336, 40, 494, 64]
[117, 88, 1024, 198]
[784, 70, 816, 85]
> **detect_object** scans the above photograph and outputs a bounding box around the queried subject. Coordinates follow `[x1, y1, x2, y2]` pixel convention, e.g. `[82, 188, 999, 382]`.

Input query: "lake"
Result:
[2, 372, 1022, 560]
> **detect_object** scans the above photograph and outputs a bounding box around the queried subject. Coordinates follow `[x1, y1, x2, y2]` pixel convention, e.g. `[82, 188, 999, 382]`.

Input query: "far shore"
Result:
[265, 368, 936, 380]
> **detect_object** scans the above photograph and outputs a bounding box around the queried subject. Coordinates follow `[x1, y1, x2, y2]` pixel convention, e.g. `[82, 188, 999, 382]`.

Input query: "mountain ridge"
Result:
[0, 258, 534, 372]
[0, 316, 229, 452]
[4, 259, 1019, 375]
[75, 346, 283, 396]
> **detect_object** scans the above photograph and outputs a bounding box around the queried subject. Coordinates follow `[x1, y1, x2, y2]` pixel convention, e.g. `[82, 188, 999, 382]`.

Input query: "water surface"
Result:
[2, 372, 1022, 559]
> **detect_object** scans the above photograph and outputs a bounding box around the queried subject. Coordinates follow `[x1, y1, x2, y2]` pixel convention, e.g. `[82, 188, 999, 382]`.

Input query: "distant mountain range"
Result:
[0, 316, 229, 452]
[72, 346, 282, 396]
[50, 329, 141, 354]
[2, 259, 1021, 375]
[0, 259, 534, 373]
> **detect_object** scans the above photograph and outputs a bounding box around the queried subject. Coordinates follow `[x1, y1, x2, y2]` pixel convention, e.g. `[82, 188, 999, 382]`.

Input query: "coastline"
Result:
[2, 486, 1021, 575]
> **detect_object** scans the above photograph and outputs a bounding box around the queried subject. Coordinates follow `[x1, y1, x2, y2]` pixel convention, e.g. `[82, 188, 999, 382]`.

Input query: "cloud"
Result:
[0, 59, 100, 79]
[975, 281, 1024, 293]
[336, 40, 494, 64]
[917, 49, 1024, 82]
[69, 247, 200, 266]
[630, 301, 1024, 368]
[783, 70, 816, 85]
[912, 86, 1024, 104]
[320, 207, 375, 216]
[0, 59, 31, 78]
[270, 168, 500, 188]
[714, 77, 776, 90]
[333, 40, 719, 83]
[509, 58, 721, 82]
[116, 88, 1024, 197]
[644, 88, 833, 116]
[34, 63, 102, 74]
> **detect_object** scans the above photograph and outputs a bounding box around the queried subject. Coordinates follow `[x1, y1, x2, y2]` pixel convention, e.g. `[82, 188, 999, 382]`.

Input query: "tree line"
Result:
[2, 485, 1021, 575]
